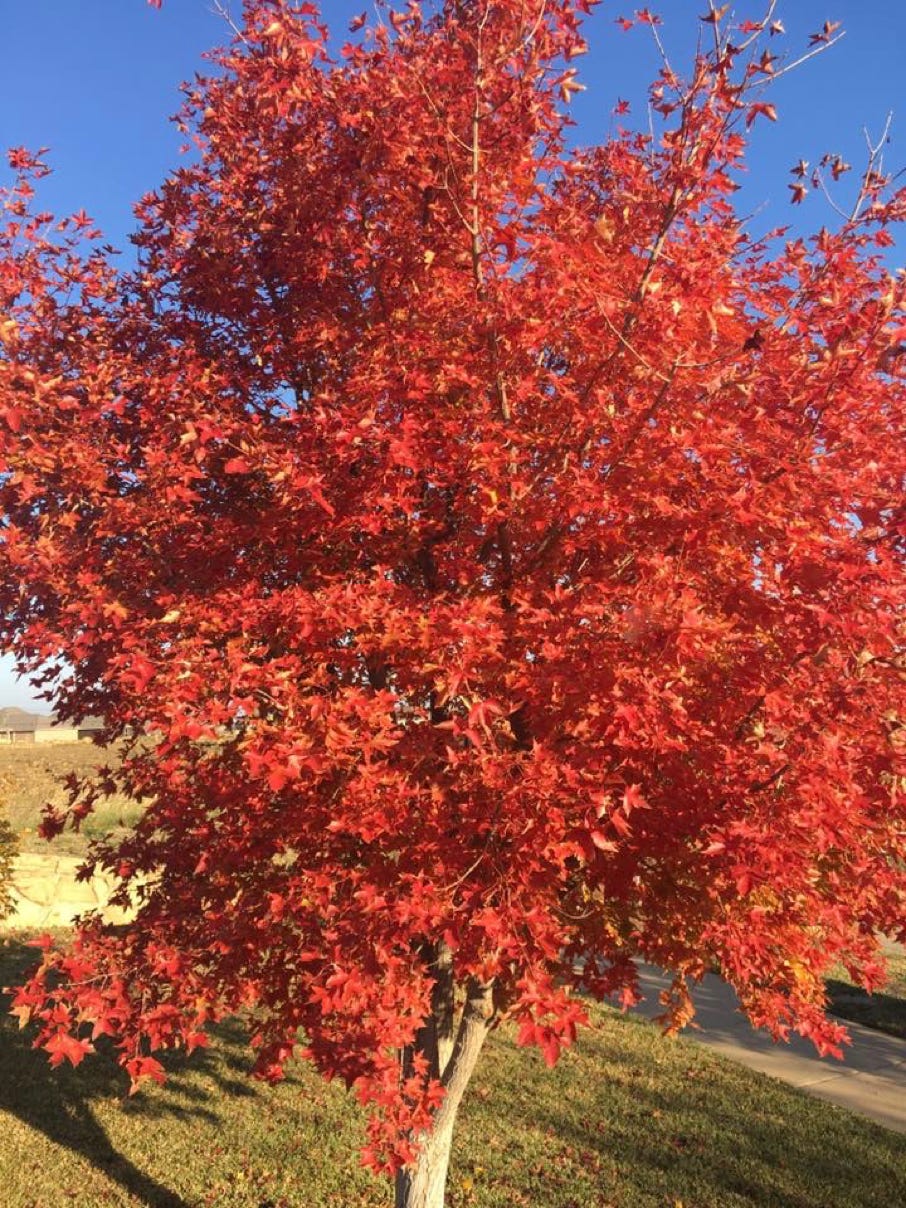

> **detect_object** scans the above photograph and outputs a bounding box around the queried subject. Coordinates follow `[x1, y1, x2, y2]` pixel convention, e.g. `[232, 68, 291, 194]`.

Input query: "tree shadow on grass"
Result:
[0, 937, 260, 1208]
[490, 1012, 906, 1208]
[826, 978, 906, 1041]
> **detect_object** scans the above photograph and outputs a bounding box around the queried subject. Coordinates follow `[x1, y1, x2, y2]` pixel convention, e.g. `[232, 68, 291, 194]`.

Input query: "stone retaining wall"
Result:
[2, 852, 133, 930]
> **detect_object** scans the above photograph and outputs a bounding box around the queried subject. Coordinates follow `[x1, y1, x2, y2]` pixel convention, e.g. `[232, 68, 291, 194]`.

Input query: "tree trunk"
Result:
[394, 972, 495, 1208]
[393, 1118, 456, 1208]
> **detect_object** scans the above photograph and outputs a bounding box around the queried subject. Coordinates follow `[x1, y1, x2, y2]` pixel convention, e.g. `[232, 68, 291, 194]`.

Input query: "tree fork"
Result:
[395, 975, 495, 1208]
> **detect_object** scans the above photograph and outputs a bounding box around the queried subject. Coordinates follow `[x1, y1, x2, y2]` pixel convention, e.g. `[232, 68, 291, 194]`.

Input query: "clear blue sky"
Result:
[1, 1, 904, 711]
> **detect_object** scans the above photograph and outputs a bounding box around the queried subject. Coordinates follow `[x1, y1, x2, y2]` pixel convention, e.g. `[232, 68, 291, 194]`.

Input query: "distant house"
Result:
[0, 707, 43, 744]
[0, 709, 105, 744]
[75, 717, 106, 742]
[34, 716, 80, 744]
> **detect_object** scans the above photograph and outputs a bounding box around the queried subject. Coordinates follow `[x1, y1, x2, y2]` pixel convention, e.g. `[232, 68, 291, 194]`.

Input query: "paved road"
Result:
[632, 965, 906, 1134]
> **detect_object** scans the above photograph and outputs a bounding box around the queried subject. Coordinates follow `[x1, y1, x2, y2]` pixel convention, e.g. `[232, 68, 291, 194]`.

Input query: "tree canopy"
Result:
[2, 2, 904, 1204]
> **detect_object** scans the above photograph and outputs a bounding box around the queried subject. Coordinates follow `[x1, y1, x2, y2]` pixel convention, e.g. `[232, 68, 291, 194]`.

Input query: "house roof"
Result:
[0, 707, 49, 730]
[0, 708, 105, 732]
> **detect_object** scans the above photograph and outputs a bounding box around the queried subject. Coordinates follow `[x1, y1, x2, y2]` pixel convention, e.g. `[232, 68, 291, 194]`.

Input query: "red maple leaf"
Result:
[45, 1032, 92, 1069]
[746, 101, 778, 126]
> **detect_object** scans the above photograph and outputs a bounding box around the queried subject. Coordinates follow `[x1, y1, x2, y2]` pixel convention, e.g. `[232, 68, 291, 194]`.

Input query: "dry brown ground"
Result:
[0, 742, 141, 856]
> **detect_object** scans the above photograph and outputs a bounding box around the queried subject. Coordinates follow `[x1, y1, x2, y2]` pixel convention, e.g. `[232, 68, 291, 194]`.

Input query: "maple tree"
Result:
[2, 2, 905, 1205]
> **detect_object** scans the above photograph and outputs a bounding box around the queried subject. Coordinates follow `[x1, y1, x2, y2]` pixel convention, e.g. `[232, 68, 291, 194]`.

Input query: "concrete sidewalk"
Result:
[632, 965, 906, 1134]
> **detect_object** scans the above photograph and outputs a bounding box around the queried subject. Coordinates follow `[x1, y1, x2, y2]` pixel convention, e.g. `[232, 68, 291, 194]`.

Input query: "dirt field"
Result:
[0, 743, 141, 856]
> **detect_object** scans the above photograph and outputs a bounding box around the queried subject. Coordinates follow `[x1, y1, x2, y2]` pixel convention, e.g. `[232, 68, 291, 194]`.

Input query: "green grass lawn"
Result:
[2, 750, 904, 1204]
[1, 934, 904, 1208]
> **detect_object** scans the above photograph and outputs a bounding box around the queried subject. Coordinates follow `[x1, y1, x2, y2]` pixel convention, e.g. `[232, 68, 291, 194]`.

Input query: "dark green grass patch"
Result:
[826, 949, 906, 1041]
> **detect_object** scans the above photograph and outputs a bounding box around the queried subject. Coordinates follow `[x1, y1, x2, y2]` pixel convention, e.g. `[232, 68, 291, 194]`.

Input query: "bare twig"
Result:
[850, 111, 894, 221]
[769, 32, 845, 84]
[211, 0, 250, 48]
[705, 1, 723, 60]
[734, 1, 779, 55]
[598, 309, 674, 384]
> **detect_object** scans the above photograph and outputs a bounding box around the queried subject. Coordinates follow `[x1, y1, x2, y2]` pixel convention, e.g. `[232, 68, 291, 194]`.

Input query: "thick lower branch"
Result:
[442, 976, 495, 1097]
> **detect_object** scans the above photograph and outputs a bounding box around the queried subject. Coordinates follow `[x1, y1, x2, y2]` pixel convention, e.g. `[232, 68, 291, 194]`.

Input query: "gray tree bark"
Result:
[394, 958, 495, 1208]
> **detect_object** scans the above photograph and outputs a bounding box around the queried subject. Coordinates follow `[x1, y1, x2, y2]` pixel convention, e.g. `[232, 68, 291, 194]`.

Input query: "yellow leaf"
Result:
[786, 958, 816, 989]
[594, 215, 615, 243]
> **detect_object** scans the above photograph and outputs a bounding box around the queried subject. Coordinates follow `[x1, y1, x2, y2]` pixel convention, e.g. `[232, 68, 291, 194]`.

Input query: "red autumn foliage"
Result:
[2, 2, 905, 1203]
